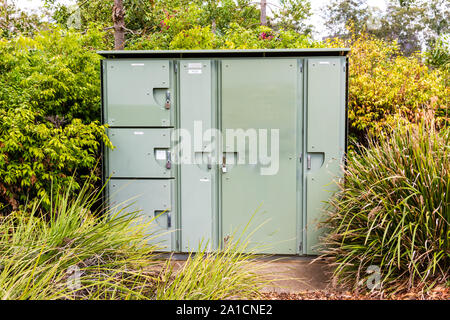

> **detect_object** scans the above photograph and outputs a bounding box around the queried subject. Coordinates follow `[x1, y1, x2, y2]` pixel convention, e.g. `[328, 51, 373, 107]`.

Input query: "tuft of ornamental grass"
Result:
[156, 229, 273, 300]
[0, 181, 160, 300]
[320, 114, 449, 294]
[0, 181, 272, 300]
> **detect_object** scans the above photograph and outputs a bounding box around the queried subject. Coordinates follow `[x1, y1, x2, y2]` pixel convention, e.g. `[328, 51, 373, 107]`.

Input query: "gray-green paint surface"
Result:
[179, 60, 216, 252]
[104, 59, 173, 127]
[305, 58, 346, 254]
[108, 179, 175, 251]
[107, 128, 173, 178]
[101, 50, 348, 256]
[221, 59, 299, 254]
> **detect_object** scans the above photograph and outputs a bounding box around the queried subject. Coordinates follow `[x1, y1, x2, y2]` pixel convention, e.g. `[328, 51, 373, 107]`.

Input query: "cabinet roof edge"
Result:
[97, 48, 350, 59]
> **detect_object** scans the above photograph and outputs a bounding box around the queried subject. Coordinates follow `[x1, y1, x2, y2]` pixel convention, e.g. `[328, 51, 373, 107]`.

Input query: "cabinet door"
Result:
[179, 60, 217, 252]
[221, 59, 300, 255]
[104, 59, 173, 127]
[108, 179, 175, 251]
[305, 58, 346, 254]
[107, 128, 173, 178]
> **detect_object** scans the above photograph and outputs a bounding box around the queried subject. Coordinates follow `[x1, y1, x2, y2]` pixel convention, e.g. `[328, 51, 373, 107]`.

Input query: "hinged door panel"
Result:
[305, 58, 346, 254]
[108, 179, 175, 251]
[104, 59, 173, 127]
[179, 60, 216, 252]
[221, 59, 299, 255]
[107, 128, 173, 178]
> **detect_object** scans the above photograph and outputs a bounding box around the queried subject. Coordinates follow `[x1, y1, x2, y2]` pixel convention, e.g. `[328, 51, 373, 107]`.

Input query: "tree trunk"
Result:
[112, 0, 125, 50]
[212, 19, 216, 34]
[260, 0, 267, 26]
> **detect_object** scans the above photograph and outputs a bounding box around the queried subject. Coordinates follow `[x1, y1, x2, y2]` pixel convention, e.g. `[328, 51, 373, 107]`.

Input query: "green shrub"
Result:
[128, 24, 322, 50]
[0, 26, 106, 123]
[0, 107, 112, 212]
[321, 114, 449, 293]
[327, 33, 449, 144]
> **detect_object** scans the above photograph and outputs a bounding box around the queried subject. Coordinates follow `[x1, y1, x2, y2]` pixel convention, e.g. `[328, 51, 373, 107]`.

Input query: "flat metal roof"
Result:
[98, 48, 350, 59]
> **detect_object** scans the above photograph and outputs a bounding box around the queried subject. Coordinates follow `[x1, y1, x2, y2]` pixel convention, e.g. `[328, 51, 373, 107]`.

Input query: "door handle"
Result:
[307, 154, 311, 170]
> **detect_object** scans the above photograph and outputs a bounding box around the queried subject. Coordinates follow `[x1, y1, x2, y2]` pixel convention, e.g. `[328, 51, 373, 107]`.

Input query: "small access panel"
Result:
[104, 59, 174, 127]
[107, 128, 173, 178]
[108, 179, 175, 251]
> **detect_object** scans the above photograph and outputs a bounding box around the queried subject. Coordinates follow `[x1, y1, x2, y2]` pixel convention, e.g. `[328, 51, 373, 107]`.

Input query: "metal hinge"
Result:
[300, 63, 303, 73]
[299, 242, 303, 252]
[174, 63, 178, 73]
[343, 65, 346, 73]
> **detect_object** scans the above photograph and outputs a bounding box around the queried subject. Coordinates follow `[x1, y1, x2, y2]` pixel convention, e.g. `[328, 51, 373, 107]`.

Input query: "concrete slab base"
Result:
[156, 253, 332, 293]
[255, 256, 332, 293]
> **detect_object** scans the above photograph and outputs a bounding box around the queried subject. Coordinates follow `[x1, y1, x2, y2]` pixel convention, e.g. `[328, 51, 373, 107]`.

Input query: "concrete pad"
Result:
[156, 253, 332, 293]
[254, 256, 332, 293]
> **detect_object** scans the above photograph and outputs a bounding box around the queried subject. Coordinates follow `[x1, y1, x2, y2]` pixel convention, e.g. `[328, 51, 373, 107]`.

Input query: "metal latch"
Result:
[166, 150, 172, 169]
[165, 91, 171, 109]
[207, 155, 212, 170]
[167, 211, 171, 228]
[222, 154, 227, 173]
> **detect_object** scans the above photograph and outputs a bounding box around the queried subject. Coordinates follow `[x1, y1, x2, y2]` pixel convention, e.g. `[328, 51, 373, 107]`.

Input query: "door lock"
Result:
[165, 91, 171, 109]
[166, 150, 172, 169]
[221, 154, 227, 173]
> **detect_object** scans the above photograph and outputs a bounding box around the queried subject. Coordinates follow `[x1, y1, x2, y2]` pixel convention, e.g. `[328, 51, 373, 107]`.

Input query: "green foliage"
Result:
[323, 0, 371, 37]
[328, 32, 449, 143]
[321, 115, 450, 293]
[0, 182, 269, 300]
[426, 35, 450, 72]
[130, 24, 323, 50]
[0, 27, 106, 123]
[0, 182, 159, 299]
[0, 2, 50, 38]
[0, 27, 112, 213]
[271, 0, 313, 33]
[156, 241, 269, 300]
[0, 107, 112, 212]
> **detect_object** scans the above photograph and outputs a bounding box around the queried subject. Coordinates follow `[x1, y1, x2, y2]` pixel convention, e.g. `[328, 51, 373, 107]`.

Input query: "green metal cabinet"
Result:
[100, 49, 349, 255]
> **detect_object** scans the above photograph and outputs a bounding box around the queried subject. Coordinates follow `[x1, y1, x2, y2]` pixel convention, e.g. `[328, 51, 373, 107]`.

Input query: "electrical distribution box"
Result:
[99, 49, 349, 255]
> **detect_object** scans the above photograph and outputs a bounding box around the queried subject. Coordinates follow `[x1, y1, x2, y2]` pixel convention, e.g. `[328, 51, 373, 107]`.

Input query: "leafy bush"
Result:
[327, 33, 449, 144]
[129, 24, 322, 50]
[0, 107, 111, 212]
[321, 114, 449, 293]
[0, 27, 106, 123]
[0, 27, 113, 213]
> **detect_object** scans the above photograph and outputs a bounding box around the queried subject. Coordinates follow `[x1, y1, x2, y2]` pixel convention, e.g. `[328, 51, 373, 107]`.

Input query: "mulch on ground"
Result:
[262, 286, 450, 300]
